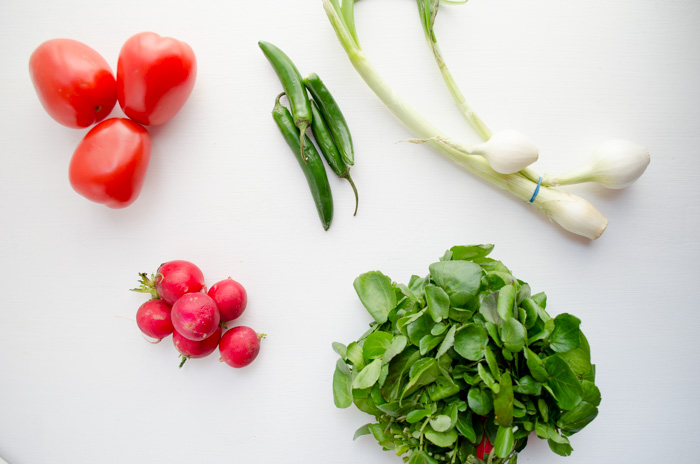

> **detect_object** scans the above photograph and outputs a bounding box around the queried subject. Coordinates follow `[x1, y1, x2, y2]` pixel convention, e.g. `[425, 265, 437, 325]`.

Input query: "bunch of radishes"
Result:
[132, 260, 264, 368]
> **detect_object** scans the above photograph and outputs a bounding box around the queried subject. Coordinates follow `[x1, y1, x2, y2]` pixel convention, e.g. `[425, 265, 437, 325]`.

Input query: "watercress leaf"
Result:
[524, 348, 548, 382]
[381, 347, 421, 401]
[354, 271, 396, 324]
[536, 304, 552, 322]
[449, 244, 494, 261]
[448, 306, 475, 323]
[435, 324, 456, 359]
[485, 321, 502, 348]
[428, 260, 482, 307]
[531, 292, 547, 308]
[494, 372, 514, 427]
[581, 380, 602, 406]
[501, 318, 526, 353]
[425, 426, 458, 447]
[497, 284, 516, 320]
[520, 298, 539, 330]
[534, 419, 549, 439]
[333, 359, 353, 408]
[512, 375, 542, 396]
[397, 308, 426, 335]
[527, 318, 555, 346]
[353, 423, 372, 440]
[389, 298, 419, 326]
[484, 345, 501, 379]
[378, 362, 390, 387]
[431, 322, 447, 336]
[557, 401, 599, 434]
[409, 275, 427, 294]
[446, 401, 460, 427]
[549, 313, 582, 353]
[367, 422, 387, 443]
[486, 271, 514, 290]
[408, 311, 435, 346]
[409, 449, 440, 464]
[363, 331, 394, 361]
[467, 386, 493, 415]
[430, 415, 452, 432]
[538, 399, 549, 423]
[544, 355, 583, 410]
[425, 284, 450, 322]
[477, 363, 500, 393]
[456, 411, 477, 443]
[420, 333, 444, 355]
[353, 395, 381, 416]
[583, 363, 596, 383]
[501, 347, 513, 361]
[548, 439, 573, 456]
[518, 306, 527, 327]
[332, 341, 347, 360]
[558, 331, 592, 377]
[493, 426, 514, 459]
[407, 408, 432, 424]
[346, 342, 365, 371]
[402, 358, 440, 398]
[479, 258, 511, 274]
[428, 373, 460, 402]
[382, 334, 408, 366]
[352, 358, 383, 390]
[454, 323, 488, 361]
[479, 292, 502, 325]
[516, 283, 531, 304]
[377, 401, 412, 417]
[396, 283, 420, 303]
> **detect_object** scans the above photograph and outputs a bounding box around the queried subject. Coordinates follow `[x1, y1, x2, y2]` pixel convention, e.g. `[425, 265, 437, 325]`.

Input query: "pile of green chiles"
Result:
[260, 41, 358, 231]
[333, 245, 600, 464]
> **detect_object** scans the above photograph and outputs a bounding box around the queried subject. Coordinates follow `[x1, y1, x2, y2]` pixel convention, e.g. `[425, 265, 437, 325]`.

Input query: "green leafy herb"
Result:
[332, 245, 600, 463]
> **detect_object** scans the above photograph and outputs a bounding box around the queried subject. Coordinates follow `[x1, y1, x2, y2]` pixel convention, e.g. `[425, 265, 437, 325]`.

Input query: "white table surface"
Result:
[1, 0, 699, 462]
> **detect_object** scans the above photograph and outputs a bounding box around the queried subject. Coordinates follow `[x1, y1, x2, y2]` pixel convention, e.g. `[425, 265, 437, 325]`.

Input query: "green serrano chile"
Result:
[259, 41, 313, 162]
[272, 93, 334, 230]
[309, 99, 359, 216]
[304, 73, 354, 166]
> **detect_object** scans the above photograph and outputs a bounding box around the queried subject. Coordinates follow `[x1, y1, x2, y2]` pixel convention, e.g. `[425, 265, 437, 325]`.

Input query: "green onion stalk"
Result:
[417, 0, 492, 141]
[324, 0, 610, 240]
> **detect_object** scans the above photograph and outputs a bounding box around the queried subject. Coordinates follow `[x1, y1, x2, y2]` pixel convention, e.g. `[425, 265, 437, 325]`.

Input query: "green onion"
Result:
[322, 0, 612, 240]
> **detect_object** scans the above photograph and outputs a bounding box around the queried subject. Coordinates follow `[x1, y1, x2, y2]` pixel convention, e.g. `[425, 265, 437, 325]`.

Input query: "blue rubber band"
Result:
[529, 177, 543, 203]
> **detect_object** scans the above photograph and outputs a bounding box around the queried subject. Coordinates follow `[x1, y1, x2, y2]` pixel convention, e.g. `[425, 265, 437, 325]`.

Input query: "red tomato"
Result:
[69, 118, 151, 208]
[29, 39, 117, 128]
[117, 32, 197, 126]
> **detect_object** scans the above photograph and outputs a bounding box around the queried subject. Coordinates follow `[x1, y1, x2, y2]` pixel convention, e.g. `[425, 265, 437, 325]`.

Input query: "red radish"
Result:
[173, 326, 222, 368]
[154, 260, 205, 305]
[207, 277, 247, 323]
[476, 435, 493, 460]
[219, 326, 265, 368]
[171, 292, 220, 341]
[136, 299, 173, 341]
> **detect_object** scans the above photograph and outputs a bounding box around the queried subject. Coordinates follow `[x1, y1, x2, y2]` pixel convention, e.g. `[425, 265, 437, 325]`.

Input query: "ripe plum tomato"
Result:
[69, 118, 151, 208]
[117, 32, 197, 126]
[29, 38, 117, 128]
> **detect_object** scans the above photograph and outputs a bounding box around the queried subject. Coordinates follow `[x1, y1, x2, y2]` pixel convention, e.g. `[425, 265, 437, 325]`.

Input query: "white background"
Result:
[1, 0, 699, 462]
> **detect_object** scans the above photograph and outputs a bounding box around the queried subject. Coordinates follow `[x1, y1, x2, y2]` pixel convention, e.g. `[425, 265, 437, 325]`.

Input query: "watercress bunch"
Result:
[333, 245, 600, 463]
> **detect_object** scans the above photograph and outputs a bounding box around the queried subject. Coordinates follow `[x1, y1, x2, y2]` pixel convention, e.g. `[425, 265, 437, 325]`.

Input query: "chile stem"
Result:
[342, 172, 359, 216]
